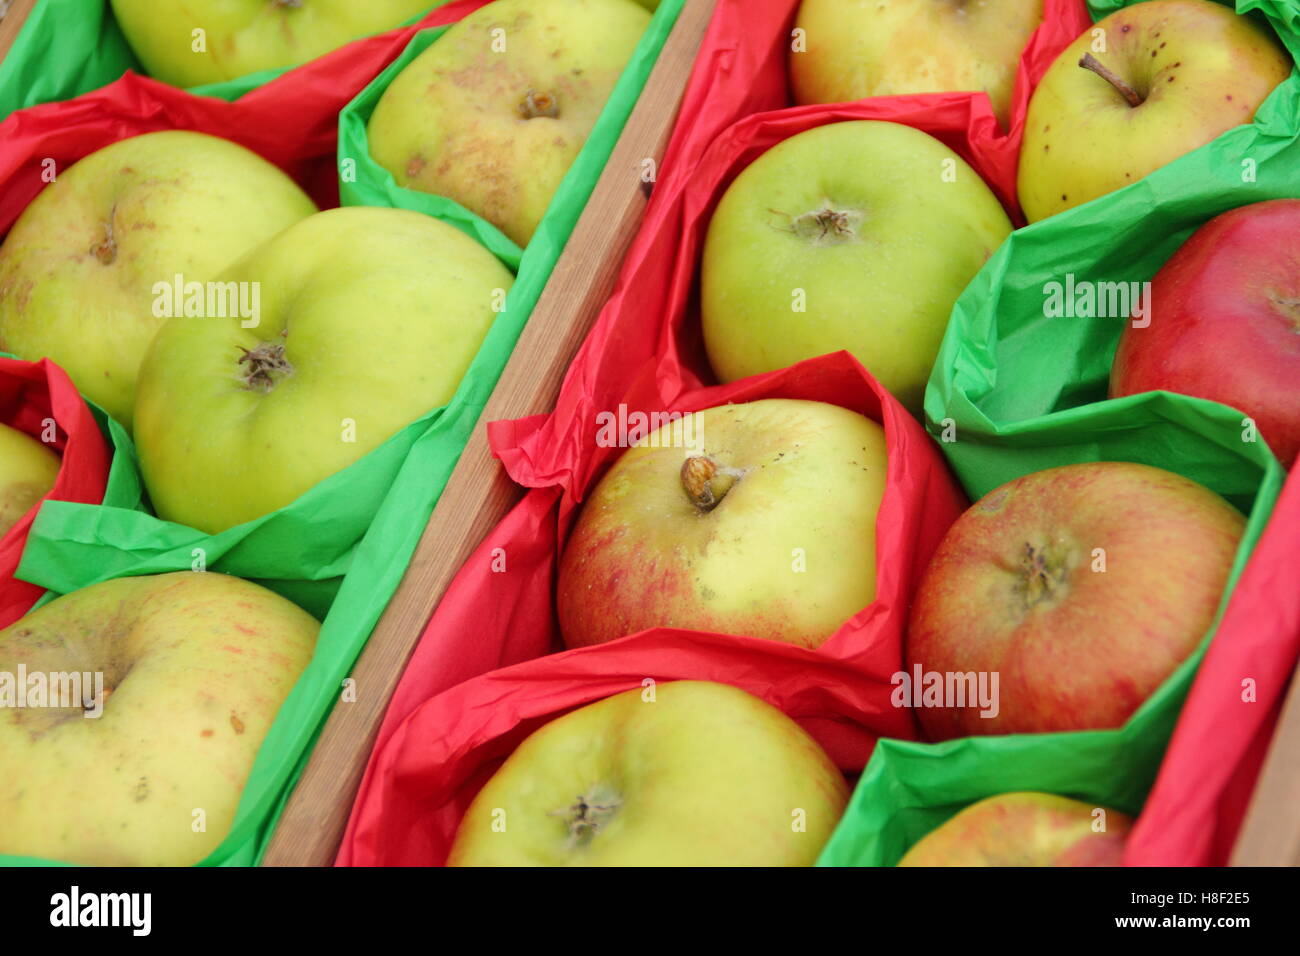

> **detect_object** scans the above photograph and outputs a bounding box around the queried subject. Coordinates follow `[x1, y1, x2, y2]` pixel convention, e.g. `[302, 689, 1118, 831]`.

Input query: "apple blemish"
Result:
[237, 342, 293, 393]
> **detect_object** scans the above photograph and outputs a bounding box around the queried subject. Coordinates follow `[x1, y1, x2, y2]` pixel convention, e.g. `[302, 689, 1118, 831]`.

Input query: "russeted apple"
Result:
[0, 571, 318, 866]
[0, 131, 317, 428]
[367, 0, 650, 247]
[0, 422, 59, 538]
[1018, 0, 1290, 222]
[557, 398, 888, 649]
[700, 121, 1012, 414]
[897, 793, 1133, 866]
[906, 461, 1245, 738]
[447, 681, 849, 866]
[133, 206, 514, 534]
[790, 0, 1044, 129]
[1111, 199, 1300, 468]
[109, 0, 439, 88]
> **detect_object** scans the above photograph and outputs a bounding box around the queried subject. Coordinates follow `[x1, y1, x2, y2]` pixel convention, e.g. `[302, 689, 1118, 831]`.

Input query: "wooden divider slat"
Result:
[0, 0, 37, 62]
[261, 0, 717, 867]
[1230, 659, 1300, 865]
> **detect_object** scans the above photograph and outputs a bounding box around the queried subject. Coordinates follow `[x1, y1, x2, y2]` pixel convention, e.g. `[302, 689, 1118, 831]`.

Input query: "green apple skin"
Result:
[701, 121, 1012, 414]
[0, 571, 318, 866]
[0, 131, 317, 429]
[791, 0, 1044, 129]
[0, 423, 60, 538]
[133, 206, 514, 534]
[367, 0, 649, 247]
[1018, 0, 1291, 223]
[898, 793, 1133, 866]
[447, 681, 849, 866]
[109, 0, 440, 88]
[907, 462, 1245, 738]
[557, 398, 887, 650]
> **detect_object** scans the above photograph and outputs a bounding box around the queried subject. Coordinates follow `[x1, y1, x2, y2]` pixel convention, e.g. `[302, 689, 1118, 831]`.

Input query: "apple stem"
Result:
[1078, 53, 1144, 108]
[518, 90, 559, 120]
[681, 455, 738, 512]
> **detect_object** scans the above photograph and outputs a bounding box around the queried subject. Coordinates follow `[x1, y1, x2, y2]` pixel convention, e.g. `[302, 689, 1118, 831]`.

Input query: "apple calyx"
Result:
[1018, 542, 1070, 609]
[1077, 53, 1144, 108]
[1270, 292, 1300, 330]
[787, 206, 862, 245]
[518, 90, 559, 120]
[238, 342, 294, 393]
[681, 454, 740, 512]
[552, 784, 622, 848]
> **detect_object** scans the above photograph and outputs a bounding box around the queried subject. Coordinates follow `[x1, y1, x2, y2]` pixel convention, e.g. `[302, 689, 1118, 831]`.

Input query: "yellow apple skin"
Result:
[1018, 0, 1291, 223]
[367, 0, 650, 247]
[0, 571, 318, 866]
[791, 0, 1044, 129]
[701, 121, 1012, 413]
[557, 399, 887, 649]
[898, 793, 1133, 866]
[447, 681, 849, 866]
[0, 131, 317, 429]
[109, 0, 440, 88]
[0, 423, 60, 539]
[133, 206, 514, 534]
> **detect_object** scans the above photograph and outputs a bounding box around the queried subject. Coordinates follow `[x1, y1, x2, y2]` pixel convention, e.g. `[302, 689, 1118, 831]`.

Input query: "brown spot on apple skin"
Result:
[133, 777, 149, 802]
[230, 713, 245, 735]
[406, 154, 427, 179]
[200, 729, 214, 738]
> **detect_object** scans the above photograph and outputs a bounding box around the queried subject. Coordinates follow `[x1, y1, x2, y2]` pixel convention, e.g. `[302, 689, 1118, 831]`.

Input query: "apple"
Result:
[907, 461, 1244, 739]
[366, 0, 650, 247]
[700, 121, 1012, 414]
[133, 205, 514, 534]
[0, 422, 60, 540]
[790, 0, 1044, 129]
[0, 131, 317, 429]
[1018, 0, 1290, 223]
[447, 680, 849, 866]
[0, 570, 318, 866]
[897, 792, 1133, 866]
[109, 0, 440, 88]
[1111, 199, 1300, 469]
[557, 398, 887, 650]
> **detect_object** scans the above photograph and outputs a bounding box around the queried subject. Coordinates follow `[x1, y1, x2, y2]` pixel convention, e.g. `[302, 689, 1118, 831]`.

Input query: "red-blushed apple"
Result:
[1018, 0, 1291, 222]
[447, 681, 849, 866]
[0, 571, 318, 866]
[367, 0, 650, 247]
[1111, 199, 1300, 468]
[906, 461, 1244, 739]
[556, 398, 888, 650]
[0, 422, 59, 538]
[897, 792, 1133, 866]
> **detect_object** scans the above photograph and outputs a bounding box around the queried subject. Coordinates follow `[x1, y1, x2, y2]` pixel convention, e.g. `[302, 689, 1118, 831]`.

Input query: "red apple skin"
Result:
[906, 462, 1244, 739]
[1111, 199, 1300, 468]
[897, 793, 1132, 867]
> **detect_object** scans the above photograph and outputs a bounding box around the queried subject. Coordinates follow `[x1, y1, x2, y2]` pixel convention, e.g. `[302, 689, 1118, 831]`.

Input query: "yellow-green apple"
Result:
[109, 0, 441, 88]
[906, 461, 1244, 739]
[0, 424, 59, 541]
[1018, 0, 1290, 223]
[0, 570, 317, 866]
[0, 423, 59, 538]
[700, 121, 1012, 414]
[133, 206, 513, 534]
[366, 0, 649, 247]
[0, 131, 317, 429]
[898, 792, 1133, 866]
[1111, 199, 1300, 468]
[557, 398, 887, 649]
[447, 680, 849, 866]
[790, 0, 1044, 129]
